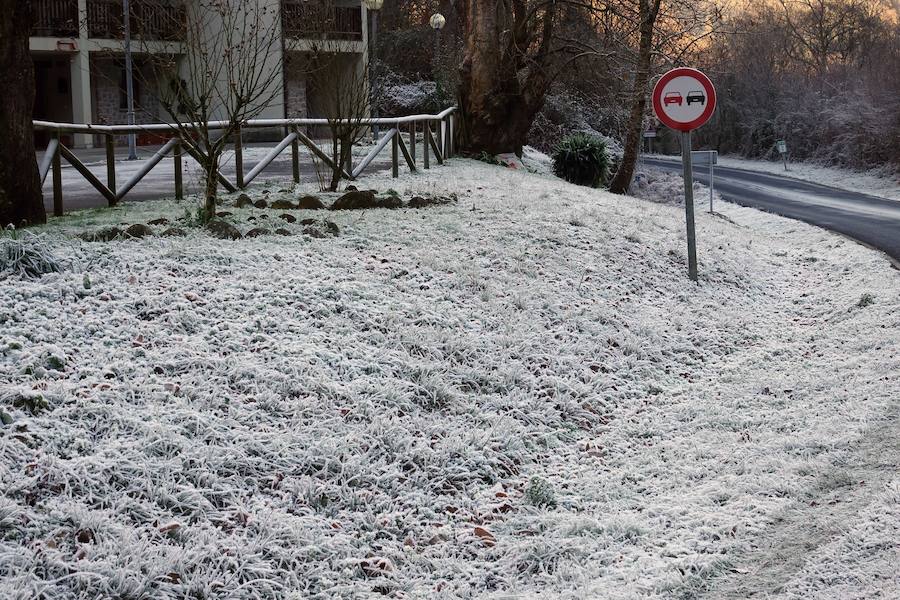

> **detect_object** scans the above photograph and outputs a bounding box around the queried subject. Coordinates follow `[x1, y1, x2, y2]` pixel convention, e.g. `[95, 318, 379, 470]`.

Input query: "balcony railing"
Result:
[282, 1, 363, 41]
[31, 0, 79, 38]
[87, 0, 186, 41]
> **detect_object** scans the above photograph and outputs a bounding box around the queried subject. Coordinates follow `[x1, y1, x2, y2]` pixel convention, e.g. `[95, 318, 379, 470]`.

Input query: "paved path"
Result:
[644, 156, 900, 264]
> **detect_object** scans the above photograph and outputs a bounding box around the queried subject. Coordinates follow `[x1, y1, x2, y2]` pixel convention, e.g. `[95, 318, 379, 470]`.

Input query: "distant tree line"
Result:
[376, 0, 898, 180]
[698, 0, 900, 174]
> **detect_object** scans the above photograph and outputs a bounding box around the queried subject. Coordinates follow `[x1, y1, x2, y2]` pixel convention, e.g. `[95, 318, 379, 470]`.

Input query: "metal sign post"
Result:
[680, 132, 698, 280]
[643, 126, 656, 154]
[690, 150, 717, 213]
[777, 140, 788, 171]
[652, 67, 717, 282]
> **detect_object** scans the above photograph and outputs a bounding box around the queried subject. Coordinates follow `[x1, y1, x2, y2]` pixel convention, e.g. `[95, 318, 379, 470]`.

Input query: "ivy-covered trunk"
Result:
[457, 0, 557, 157]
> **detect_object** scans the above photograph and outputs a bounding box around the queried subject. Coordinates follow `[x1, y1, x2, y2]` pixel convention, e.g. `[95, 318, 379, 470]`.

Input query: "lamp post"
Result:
[429, 12, 445, 74]
[363, 0, 384, 137]
[123, 0, 137, 160]
[429, 13, 446, 156]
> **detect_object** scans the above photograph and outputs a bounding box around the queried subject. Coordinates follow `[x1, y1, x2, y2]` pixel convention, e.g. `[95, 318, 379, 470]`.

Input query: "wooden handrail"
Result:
[37, 108, 458, 215]
[33, 107, 458, 135]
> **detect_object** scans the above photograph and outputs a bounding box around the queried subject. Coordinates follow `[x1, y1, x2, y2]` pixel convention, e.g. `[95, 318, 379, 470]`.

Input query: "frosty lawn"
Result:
[1, 160, 898, 599]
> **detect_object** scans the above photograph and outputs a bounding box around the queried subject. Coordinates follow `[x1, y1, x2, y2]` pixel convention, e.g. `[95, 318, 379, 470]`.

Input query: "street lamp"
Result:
[123, 0, 137, 160]
[364, 0, 384, 137]
[429, 13, 445, 76]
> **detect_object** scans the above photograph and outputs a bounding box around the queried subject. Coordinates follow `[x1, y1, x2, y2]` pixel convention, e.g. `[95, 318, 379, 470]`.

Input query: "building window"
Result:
[119, 68, 140, 110]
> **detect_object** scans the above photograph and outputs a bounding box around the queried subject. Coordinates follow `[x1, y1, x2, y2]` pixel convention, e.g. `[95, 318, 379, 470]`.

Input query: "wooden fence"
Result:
[33, 107, 458, 216]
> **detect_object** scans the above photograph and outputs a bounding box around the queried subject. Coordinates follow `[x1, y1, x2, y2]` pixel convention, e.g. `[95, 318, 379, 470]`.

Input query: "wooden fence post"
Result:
[174, 139, 183, 200]
[346, 138, 353, 175]
[448, 115, 454, 158]
[52, 134, 63, 217]
[391, 129, 399, 178]
[435, 120, 443, 163]
[409, 121, 416, 165]
[423, 124, 431, 170]
[105, 135, 116, 195]
[291, 126, 301, 183]
[235, 124, 244, 189]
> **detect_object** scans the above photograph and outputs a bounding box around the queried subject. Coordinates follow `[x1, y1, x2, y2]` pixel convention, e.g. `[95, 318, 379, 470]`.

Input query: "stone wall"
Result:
[284, 54, 308, 119]
[91, 57, 163, 145]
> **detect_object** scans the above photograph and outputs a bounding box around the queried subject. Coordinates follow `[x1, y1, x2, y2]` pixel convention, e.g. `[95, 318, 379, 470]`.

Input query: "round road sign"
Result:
[652, 67, 716, 132]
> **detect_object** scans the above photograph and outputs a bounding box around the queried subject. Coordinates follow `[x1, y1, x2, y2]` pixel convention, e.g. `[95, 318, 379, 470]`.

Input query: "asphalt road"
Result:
[644, 156, 900, 264]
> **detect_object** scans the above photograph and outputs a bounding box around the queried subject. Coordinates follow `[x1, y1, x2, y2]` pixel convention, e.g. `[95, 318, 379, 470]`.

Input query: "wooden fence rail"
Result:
[33, 108, 457, 216]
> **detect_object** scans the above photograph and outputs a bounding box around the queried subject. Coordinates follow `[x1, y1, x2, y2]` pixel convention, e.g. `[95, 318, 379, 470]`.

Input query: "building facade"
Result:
[29, 0, 370, 148]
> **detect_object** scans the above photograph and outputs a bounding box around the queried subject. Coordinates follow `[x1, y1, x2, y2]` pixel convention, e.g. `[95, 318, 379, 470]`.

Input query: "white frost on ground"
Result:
[2, 159, 899, 599]
[650, 154, 900, 202]
[776, 477, 900, 599]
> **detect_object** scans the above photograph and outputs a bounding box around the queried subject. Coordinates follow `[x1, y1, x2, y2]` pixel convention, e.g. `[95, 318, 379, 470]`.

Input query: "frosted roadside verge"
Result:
[646, 153, 900, 202]
[1, 158, 898, 598]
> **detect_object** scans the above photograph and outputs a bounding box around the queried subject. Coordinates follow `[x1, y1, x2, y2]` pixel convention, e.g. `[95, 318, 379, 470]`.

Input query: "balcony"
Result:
[31, 0, 79, 38]
[87, 0, 186, 41]
[282, 1, 363, 41]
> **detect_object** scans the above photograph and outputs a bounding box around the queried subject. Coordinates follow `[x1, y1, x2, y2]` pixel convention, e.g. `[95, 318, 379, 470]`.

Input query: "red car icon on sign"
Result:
[664, 92, 683, 106]
[686, 91, 706, 105]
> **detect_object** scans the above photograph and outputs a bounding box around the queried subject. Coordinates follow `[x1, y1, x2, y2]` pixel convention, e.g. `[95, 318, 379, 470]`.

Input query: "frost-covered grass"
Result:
[2, 160, 899, 599]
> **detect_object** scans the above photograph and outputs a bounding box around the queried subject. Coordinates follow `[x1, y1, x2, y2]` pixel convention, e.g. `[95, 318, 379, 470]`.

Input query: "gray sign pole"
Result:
[709, 159, 714, 214]
[123, 0, 137, 160]
[681, 131, 698, 281]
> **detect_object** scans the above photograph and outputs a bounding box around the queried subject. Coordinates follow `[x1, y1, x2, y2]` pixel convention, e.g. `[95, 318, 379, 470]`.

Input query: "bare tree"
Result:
[303, 49, 370, 192]
[606, 0, 722, 193]
[778, 0, 882, 76]
[0, 0, 46, 227]
[608, 0, 662, 194]
[289, 2, 372, 193]
[137, 0, 288, 221]
[700, 0, 900, 173]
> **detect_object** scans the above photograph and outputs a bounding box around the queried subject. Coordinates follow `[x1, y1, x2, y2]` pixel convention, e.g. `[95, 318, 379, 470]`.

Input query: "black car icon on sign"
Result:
[686, 91, 705, 106]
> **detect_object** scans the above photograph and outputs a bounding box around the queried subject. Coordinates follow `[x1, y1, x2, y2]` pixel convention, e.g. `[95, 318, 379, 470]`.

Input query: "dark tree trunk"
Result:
[609, 0, 662, 194]
[457, 0, 557, 157]
[0, 0, 46, 227]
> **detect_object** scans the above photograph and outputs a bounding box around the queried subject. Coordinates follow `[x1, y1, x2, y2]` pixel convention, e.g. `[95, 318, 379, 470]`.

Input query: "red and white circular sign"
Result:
[652, 67, 716, 132]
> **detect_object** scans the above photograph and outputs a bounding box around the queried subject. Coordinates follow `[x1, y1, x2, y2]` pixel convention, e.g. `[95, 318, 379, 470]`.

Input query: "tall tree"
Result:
[0, 0, 46, 227]
[608, 0, 662, 194]
[457, 0, 560, 156]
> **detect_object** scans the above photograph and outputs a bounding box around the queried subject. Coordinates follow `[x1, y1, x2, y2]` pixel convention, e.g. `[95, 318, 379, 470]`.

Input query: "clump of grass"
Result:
[857, 293, 875, 308]
[2, 388, 49, 416]
[525, 476, 556, 508]
[0, 230, 64, 280]
[475, 151, 501, 166]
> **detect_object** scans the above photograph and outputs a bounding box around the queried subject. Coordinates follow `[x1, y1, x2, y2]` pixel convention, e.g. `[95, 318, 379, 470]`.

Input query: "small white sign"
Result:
[691, 150, 718, 165]
[643, 130, 657, 138]
[777, 140, 787, 154]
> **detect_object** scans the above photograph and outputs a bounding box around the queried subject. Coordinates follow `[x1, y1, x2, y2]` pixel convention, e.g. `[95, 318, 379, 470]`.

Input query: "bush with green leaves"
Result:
[552, 133, 611, 188]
